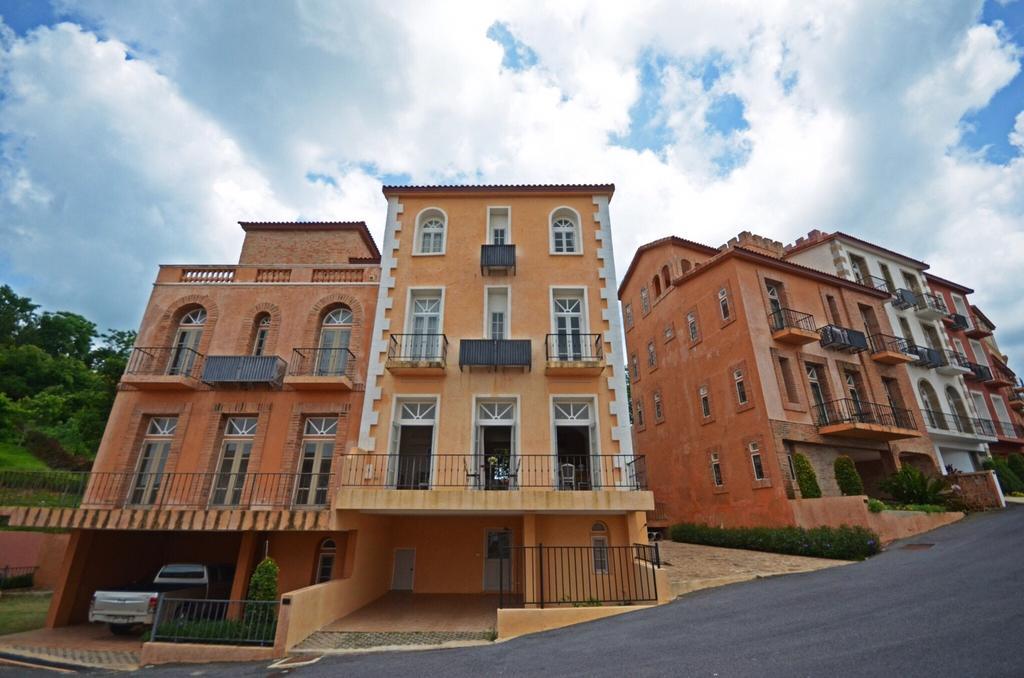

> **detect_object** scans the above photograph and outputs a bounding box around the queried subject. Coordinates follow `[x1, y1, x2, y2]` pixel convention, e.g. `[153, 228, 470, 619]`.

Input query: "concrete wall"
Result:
[790, 496, 964, 543]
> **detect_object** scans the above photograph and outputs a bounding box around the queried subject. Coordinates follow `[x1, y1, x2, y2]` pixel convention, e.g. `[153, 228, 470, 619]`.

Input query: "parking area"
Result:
[0, 622, 143, 670]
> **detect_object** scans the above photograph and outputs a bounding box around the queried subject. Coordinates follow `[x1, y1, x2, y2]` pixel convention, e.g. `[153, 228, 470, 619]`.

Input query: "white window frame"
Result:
[486, 206, 512, 245]
[549, 206, 583, 255]
[700, 386, 711, 418]
[484, 286, 511, 340]
[591, 535, 610, 574]
[549, 287, 590, 335]
[386, 395, 442, 470]
[472, 396, 521, 473]
[749, 442, 765, 480]
[413, 207, 448, 256]
[969, 339, 989, 368]
[710, 453, 723, 487]
[951, 295, 972, 328]
[640, 287, 650, 314]
[404, 287, 446, 335]
[734, 369, 748, 405]
[687, 312, 699, 342]
[718, 287, 731, 321]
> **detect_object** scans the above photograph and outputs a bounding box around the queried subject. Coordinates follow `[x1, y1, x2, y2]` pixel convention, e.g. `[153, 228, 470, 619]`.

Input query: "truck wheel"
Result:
[109, 623, 135, 635]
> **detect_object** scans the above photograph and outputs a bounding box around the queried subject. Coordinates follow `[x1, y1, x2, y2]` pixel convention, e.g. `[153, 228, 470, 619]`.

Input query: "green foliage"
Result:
[983, 458, 1024, 494]
[669, 522, 880, 561]
[883, 503, 948, 513]
[867, 498, 885, 513]
[0, 440, 49, 470]
[154, 612, 276, 646]
[0, 285, 38, 345]
[880, 465, 948, 505]
[793, 453, 821, 498]
[1007, 455, 1024, 488]
[0, 573, 35, 590]
[833, 456, 865, 496]
[247, 558, 280, 602]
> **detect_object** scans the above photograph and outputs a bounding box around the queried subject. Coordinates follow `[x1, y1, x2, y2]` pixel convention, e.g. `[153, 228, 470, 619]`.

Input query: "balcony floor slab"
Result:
[818, 423, 921, 441]
[335, 488, 654, 514]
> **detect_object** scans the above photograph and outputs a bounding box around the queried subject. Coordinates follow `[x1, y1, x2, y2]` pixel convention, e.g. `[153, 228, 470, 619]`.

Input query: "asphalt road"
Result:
[12, 506, 1024, 677]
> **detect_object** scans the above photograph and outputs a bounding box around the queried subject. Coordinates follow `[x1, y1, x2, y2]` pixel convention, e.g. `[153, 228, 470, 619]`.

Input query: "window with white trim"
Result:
[710, 453, 723, 487]
[591, 522, 609, 574]
[640, 287, 650, 315]
[416, 209, 446, 254]
[653, 391, 663, 421]
[749, 442, 765, 480]
[551, 208, 580, 254]
[211, 417, 257, 506]
[487, 207, 509, 245]
[699, 386, 711, 418]
[734, 369, 748, 405]
[718, 287, 731, 321]
[687, 312, 699, 342]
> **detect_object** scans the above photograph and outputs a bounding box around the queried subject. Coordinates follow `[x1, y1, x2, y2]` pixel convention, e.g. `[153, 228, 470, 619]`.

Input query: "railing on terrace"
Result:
[990, 361, 1017, 385]
[152, 598, 278, 647]
[966, 362, 993, 381]
[940, 349, 970, 370]
[867, 333, 914, 355]
[0, 471, 337, 510]
[818, 325, 869, 353]
[288, 347, 357, 379]
[498, 545, 659, 608]
[768, 308, 817, 333]
[994, 420, 1024, 440]
[0, 566, 37, 590]
[854, 273, 893, 294]
[202, 355, 286, 386]
[909, 345, 943, 369]
[387, 334, 449, 364]
[920, 409, 994, 437]
[946, 313, 971, 331]
[180, 269, 235, 283]
[170, 265, 368, 284]
[814, 398, 915, 430]
[545, 334, 603, 362]
[459, 339, 532, 370]
[125, 346, 204, 379]
[915, 292, 949, 315]
[338, 454, 647, 491]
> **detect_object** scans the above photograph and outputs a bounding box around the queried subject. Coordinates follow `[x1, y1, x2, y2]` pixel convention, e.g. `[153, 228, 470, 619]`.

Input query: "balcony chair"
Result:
[559, 463, 577, 490]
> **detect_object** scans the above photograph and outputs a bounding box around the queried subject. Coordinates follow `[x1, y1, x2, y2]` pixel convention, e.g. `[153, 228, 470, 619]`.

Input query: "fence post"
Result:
[537, 543, 544, 609]
[654, 542, 661, 568]
[499, 547, 504, 610]
[152, 594, 166, 642]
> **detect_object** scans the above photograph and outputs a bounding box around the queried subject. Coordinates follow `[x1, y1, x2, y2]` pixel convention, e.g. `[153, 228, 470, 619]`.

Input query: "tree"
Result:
[833, 455, 865, 496]
[0, 285, 38, 345]
[27, 311, 97, 363]
[793, 453, 822, 499]
[1007, 454, 1024, 488]
[247, 557, 280, 602]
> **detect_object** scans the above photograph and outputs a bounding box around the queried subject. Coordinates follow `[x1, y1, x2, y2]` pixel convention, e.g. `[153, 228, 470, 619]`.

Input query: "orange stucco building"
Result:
[620, 232, 940, 530]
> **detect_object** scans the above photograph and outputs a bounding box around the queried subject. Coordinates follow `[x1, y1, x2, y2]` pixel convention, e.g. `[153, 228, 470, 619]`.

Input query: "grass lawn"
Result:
[0, 593, 51, 636]
[0, 441, 48, 470]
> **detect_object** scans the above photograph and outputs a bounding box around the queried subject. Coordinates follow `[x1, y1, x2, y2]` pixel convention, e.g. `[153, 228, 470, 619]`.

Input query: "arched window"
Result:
[652, 275, 661, 297]
[590, 522, 609, 574]
[251, 313, 271, 356]
[945, 387, 972, 433]
[918, 380, 945, 429]
[169, 307, 205, 375]
[314, 538, 337, 584]
[551, 208, 580, 254]
[679, 259, 692, 274]
[316, 306, 352, 376]
[416, 209, 446, 254]
[661, 265, 671, 290]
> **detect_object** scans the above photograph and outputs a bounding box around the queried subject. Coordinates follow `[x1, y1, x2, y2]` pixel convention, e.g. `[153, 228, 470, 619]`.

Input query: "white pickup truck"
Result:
[88, 563, 234, 635]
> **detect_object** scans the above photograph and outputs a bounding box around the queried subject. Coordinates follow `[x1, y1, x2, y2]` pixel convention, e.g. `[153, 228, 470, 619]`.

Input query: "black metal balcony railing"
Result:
[855, 273, 893, 294]
[994, 420, 1024, 440]
[946, 313, 971, 331]
[152, 598, 278, 647]
[921, 409, 993, 436]
[814, 398, 915, 430]
[892, 288, 918, 310]
[338, 454, 647, 490]
[480, 244, 516, 274]
[201, 355, 286, 386]
[915, 292, 949, 315]
[989, 361, 1017, 385]
[939, 349, 970, 370]
[288, 347, 356, 379]
[0, 471, 337, 510]
[818, 325, 869, 353]
[909, 345, 943, 369]
[125, 346, 204, 379]
[459, 339, 532, 370]
[768, 308, 817, 333]
[387, 334, 449, 364]
[498, 545, 659, 609]
[966, 362, 993, 381]
[545, 334, 603, 362]
[867, 333, 914, 355]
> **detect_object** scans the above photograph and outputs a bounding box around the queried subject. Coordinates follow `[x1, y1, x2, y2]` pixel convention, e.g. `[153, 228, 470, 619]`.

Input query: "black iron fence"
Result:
[940, 349, 970, 370]
[867, 333, 914, 355]
[338, 454, 647, 490]
[0, 566, 37, 590]
[768, 308, 817, 333]
[152, 598, 278, 647]
[921, 409, 996, 437]
[0, 470, 336, 509]
[288, 347, 356, 379]
[125, 346, 204, 379]
[545, 334, 603, 362]
[498, 544, 659, 608]
[459, 339, 532, 370]
[387, 334, 448, 364]
[818, 325, 868, 353]
[916, 292, 949, 315]
[815, 398, 915, 430]
[855, 273, 893, 294]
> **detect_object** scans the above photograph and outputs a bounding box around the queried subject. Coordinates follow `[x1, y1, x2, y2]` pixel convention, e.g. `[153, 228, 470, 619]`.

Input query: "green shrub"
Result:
[0, 573, 34, 589]
[983, 458, 1024, 494]
[880, 465, 947, 505]
[669, 522, 880, 561]
[883, 503, 948, 513]
[247, 557, 279, 602]
[867, 498, 885, 513]
[1007, 454, 1024, 487]
[154, 615, 276, 646]
[833, 456, 865, 496]
[793, 453, 821, 499]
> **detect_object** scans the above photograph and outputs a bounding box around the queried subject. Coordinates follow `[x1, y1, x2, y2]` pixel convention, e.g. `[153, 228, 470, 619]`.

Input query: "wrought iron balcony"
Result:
[993, 419, 1024, 440]
[386, 334, 448, 374]
[867, 334, 916, 364]
[987, 362, 1016, 388]
[545, 334, 604, 374]
[936, 349, 971, 376]
[815, 398, 918, 440]
[768, 308, 819, 344]
[892, 288, 918, 310]
[480, 244, 516, 275]
[122, 346, 204, 389]
[818, 324, 868, 353]
[965, 362, 993, 382]
[909, 345, 944, 369]
[921, 409, 996, 439]
[459, 339, 532, 371]
[945, 313, 971, 331]
[855, 273, 893, 294]
[915, 292, 950, 319]
[201, 355, 286, 387]
[285, 347, 357, 389]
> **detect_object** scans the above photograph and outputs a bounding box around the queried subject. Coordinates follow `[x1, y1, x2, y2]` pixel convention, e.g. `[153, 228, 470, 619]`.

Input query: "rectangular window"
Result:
[952, 295, 972, 327]
[591, 536, 609, 574]
[970, 339, 989, 367]
[710, 453, 723, 487]
[901, 271, 921, 295]
[647, 340, 657, 368]
[664, 324, 674, 341]
[898, 317, 915, 344]
[129, 417, 177, 506]
[640, 287, 651, 314]
[734, 369, 748, 405]
[653, 391, 664, 421]
[718, 287, 731, 321]
[700, 386, 711, 418]
[631, 353, 639, 381]
[211, 416, 257, 507]
[486, 288, 509, 340]
[624, 303, 634, 329]
[749, 443, 765, 480]
[849, 255, 871, 286]
[294, 416, 337, 506]
[635, 398, 646, 428]
[778, 356, 799, 403]
[252, 318, 270, 356]
[787, 454, 797, 481]
[879, 263, 896, 294]
[487, 206, 509, 245]
[825, 295, 842, 325]
[687, 312, 699, 342]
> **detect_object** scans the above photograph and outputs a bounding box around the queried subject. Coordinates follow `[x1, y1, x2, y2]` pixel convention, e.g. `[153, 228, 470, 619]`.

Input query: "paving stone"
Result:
[295, 630, 492, 651]
[0, 643, 140, 670]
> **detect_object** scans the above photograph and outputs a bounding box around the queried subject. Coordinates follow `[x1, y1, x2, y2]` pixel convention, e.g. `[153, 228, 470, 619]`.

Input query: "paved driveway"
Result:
[14, 506, 1023, 677]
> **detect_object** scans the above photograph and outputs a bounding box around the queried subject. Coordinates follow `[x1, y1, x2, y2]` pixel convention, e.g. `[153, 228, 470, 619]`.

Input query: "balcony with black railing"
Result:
[386, 334, 448, 375]
[909, 344, 944, 369]
[284, 347, 357, 390]
[994, 419, 1024, 440]
[480, 244, 516, 275]
[965, 362, 993, 382]
[987, 361, 1016, 388]
[936, 349, 971, 376]
[818, 325, 869, 353]
[815, 398, 919, 440]
[855, 273, 893, 294]
[867, 334, 916, 365]
[459, 339, 532, 371]
[920, 409, 997, 440]
[915, 292, 950, 320]
[544, 333, 604, 375]
[768, 308, 819, 345]
[1009, 389, 1024, 412]
[891, 288, 918, 310]
[944, 313, 971, 332]
[122, 346, 204, 390]
[201, 355, 287, 387]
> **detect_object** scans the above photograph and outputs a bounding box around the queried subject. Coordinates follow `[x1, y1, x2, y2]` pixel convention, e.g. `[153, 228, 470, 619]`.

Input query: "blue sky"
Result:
[0, 0, 1023, 369]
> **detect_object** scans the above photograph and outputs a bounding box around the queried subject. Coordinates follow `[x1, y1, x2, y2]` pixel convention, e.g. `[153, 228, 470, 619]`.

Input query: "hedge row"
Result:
[669, 522, 880, 561]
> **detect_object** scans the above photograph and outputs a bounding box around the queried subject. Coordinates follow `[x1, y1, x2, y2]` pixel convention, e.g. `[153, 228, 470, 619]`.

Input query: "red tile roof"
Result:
[382, 183, 615, 197]
[785, 230, 930, 269]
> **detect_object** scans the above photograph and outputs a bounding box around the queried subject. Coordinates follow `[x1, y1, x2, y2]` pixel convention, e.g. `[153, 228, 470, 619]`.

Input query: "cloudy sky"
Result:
[1, 0, 1023, 365]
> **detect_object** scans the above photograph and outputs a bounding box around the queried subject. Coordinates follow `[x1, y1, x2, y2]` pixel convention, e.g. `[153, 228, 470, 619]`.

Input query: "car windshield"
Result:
[159, 565, 204, 579]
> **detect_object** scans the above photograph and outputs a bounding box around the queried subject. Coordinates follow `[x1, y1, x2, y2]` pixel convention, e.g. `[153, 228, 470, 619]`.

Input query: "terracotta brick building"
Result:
[620, 232, 938, 529]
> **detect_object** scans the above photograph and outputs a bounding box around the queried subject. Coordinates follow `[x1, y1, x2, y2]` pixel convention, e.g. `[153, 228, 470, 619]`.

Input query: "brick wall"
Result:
[239, 229, 375, 265]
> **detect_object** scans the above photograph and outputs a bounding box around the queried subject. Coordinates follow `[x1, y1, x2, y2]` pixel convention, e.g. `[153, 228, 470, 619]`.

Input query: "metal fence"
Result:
[768, 308, 817, 333]
[498, 544, 659, 608]
[815, 398, 915, 430]
[288, 347, 357, 379]
[125, 346, 204, 379]
[545, 334, 603, 362]
[151, 598, 278, 647]
[0, 566, 37, 590]
[867, 333, 914, 355]
[337, 454, 647, 490]
[387, 334, 449, 364]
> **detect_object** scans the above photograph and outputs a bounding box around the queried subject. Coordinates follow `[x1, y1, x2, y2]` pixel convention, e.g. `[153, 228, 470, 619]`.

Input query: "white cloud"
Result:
[3, 0, 1024, 367]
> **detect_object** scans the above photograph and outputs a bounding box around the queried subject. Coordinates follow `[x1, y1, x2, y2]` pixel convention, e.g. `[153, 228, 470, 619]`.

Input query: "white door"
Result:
[410, 295, 441, 359]
[392, 548, 415, 590]
[553, 292, 585, 360]
[483, 530, 511, 591]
